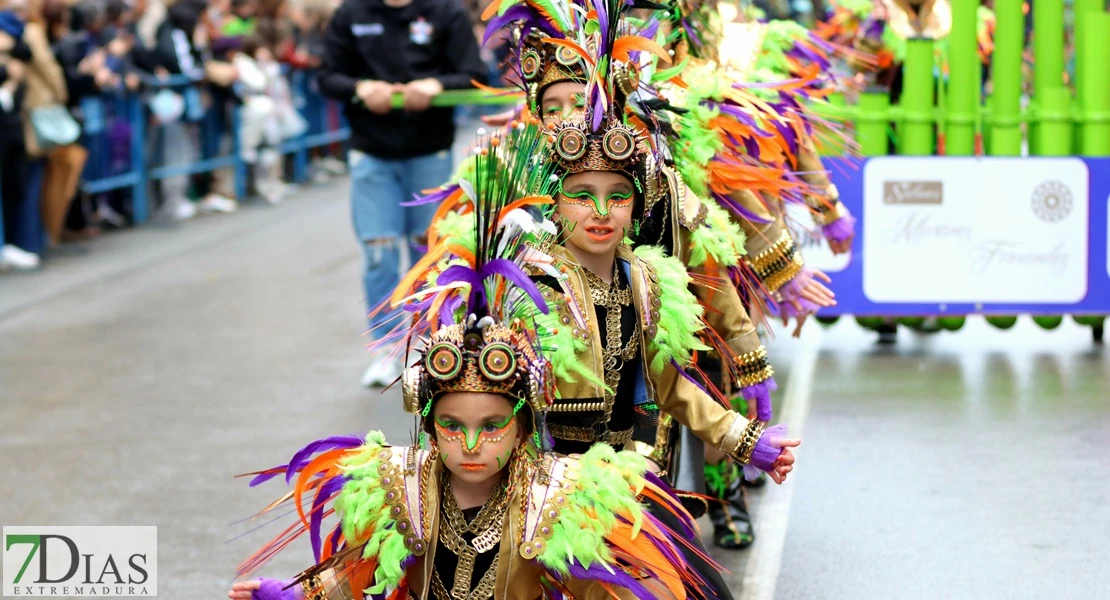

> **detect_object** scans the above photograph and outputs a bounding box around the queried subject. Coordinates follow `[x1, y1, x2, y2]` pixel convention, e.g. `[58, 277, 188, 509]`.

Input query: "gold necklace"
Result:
[581, 264, 639, 424]
[435, 478, 508, 600]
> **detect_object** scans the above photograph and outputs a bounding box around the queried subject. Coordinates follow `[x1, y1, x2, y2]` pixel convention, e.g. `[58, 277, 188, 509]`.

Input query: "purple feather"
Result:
[283, 436, 364, 485]
[712, 191, 771, 224]
[566, 562, 654, 598]
[483, 5, 561, 47]
[308, 476, 347, 562]
[437, 259, 550, 317]
[403, 183, 457, 207]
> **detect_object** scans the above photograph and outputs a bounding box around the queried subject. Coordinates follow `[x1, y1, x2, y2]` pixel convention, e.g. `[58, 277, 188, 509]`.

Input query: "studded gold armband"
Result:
[746, 231, 804, 294]
[733, 419, 766, 465]
[734, 346, 774, 388]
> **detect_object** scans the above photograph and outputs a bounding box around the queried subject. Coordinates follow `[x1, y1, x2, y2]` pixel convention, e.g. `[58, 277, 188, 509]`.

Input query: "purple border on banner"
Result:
[821, 157, 1110, 316]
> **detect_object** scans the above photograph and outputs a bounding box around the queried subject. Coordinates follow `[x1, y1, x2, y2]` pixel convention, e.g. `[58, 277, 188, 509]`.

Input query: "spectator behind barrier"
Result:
[19, 0, 89, 251]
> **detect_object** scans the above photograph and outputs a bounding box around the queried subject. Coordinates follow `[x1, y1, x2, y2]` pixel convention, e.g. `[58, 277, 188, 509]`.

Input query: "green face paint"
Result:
[495, 446, 514, 470]
[560, 183, 634, 217]
[542, 93, 586, 123]
[434, 414, 515, 452]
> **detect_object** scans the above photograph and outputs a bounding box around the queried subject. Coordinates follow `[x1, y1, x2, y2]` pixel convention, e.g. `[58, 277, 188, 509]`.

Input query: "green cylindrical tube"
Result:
[946, 0, 980, 156]
[899, 38, 936, 155]
[989, 0, 1023, 156]
[823, 93, 847, 157]
[856, 90, 891, 156]
[1073, 0, 1102, 121]
[1078, 12, 1110, 156]
[1037, 87, 1073, 156]
[1031, 0, 1066, 154]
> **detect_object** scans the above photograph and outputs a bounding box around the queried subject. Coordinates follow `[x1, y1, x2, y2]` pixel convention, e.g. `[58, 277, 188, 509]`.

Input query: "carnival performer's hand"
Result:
[767, 439, 800, 485]
[0, 32, 14, 52]
[801, 269, 836, 307]
[828, 233, 854, 255]
[356, 79, 396, 115]
[401, 77, 443, 112]
[782, 311, 808, 338]
[481, 108, 516, 127]
[227, 580, 262, 600]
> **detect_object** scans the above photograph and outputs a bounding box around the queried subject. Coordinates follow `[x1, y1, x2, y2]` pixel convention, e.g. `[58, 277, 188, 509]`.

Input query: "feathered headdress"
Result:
[386, 124, 570, 447]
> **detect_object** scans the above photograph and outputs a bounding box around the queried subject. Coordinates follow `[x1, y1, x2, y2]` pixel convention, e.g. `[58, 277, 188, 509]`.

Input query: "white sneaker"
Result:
[199, 193, 239, 214]
[361, 356, 403, 388]
[162, 197, 198, 221]
[0, 244, 41, 271]
[258, 182, 287, 204]
[318, 156, 347, 176]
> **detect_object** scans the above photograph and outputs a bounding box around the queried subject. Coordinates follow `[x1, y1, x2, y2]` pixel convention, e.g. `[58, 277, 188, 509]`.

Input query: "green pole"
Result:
[856, 90, 891, 156]
[823, 93, 847, 157]
[1031, 0, 1067, 154]
[1078, 12, 1110, 155]
[899, 38, 936, 155]
[1037, 87, 1073, 156]
[989, 0, 1024, 156]
[1073, 0, 1101, 126]
[946, 0, 980, 156]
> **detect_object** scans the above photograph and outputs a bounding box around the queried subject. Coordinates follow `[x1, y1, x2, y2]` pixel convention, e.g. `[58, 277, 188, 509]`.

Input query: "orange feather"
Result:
[612, 36, 670, 64]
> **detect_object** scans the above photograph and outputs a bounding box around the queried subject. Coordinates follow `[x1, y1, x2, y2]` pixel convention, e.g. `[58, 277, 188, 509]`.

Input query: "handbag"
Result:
[29, 104, 81, 150]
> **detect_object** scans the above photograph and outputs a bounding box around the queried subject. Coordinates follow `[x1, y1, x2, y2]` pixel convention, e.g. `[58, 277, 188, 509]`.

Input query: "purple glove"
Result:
[253, 578, 299, 600]
[773, 269, 822, 319]
[742, 424, 789, 481]
[822, 213, 856, 244]
[739, 377, 778, 422]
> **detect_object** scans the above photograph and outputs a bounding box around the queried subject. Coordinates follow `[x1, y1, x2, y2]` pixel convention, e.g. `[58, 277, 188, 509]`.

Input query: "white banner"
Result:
[862, 157, 1089, 303]
[3, 527, 157, 597]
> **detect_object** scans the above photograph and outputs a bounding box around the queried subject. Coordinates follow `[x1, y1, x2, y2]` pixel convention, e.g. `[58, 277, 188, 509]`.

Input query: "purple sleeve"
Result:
[742, 424, 788, 480]
[252, 578, 300, 600]
[822, 213, 856, 244]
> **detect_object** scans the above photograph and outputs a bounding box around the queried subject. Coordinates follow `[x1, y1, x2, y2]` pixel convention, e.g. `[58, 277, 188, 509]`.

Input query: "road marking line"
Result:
[740, 325, 823, 600]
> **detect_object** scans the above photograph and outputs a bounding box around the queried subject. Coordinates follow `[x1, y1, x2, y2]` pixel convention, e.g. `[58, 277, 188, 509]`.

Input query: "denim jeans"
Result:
[349, 149, 452, 339]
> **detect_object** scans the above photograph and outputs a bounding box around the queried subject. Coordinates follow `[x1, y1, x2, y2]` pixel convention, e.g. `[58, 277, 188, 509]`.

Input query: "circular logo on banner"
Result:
[1031, 180, 1073, 222]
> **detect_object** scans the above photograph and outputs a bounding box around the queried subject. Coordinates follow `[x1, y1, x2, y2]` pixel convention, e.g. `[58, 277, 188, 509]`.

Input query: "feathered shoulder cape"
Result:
[238, 432, 706, 599]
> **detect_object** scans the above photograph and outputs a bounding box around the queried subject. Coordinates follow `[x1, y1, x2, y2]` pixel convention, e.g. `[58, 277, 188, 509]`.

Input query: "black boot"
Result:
[705, 461, 754, 549]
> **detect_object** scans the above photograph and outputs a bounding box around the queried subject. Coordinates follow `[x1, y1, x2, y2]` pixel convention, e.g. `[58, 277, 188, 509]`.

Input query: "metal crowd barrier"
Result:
[78, 70, 350, 225]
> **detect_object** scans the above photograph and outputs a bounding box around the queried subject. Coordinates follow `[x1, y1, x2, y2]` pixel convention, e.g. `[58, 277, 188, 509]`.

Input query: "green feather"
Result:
[532, 295, 609, 390]
[537, 445, 650, 574]
[634, 246, 709, 373]
[685, 199, 747, 268]
[334, 433, 413, 594]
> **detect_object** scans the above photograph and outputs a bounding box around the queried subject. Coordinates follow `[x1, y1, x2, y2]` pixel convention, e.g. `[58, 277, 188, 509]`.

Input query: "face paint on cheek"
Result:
[440, 452, 449, 465]
[495, 446, 514, 470]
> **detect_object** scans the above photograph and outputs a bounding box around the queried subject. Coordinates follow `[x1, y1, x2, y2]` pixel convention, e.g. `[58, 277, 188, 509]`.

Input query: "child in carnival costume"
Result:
[473, 0, 811, 551]
[649, 0, 863, 325]
[400, 19, 801, 600]
[228, 125, 723, 600]
[466, 0, 781, 427]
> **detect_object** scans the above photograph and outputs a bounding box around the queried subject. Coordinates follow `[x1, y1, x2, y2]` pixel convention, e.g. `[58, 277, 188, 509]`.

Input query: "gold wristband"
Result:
[734, 419, 766, 465]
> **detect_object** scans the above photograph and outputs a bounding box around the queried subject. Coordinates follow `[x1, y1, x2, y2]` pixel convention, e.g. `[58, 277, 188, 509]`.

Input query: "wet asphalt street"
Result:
[1, 174, 1107, 600]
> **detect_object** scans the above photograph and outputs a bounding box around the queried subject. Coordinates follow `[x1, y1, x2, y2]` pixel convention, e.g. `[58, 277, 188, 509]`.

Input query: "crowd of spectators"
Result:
[0, 0, 348, 272]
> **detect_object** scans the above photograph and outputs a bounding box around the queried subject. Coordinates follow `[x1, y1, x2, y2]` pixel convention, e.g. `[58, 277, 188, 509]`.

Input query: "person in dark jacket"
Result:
[317, 0, 487, 387]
